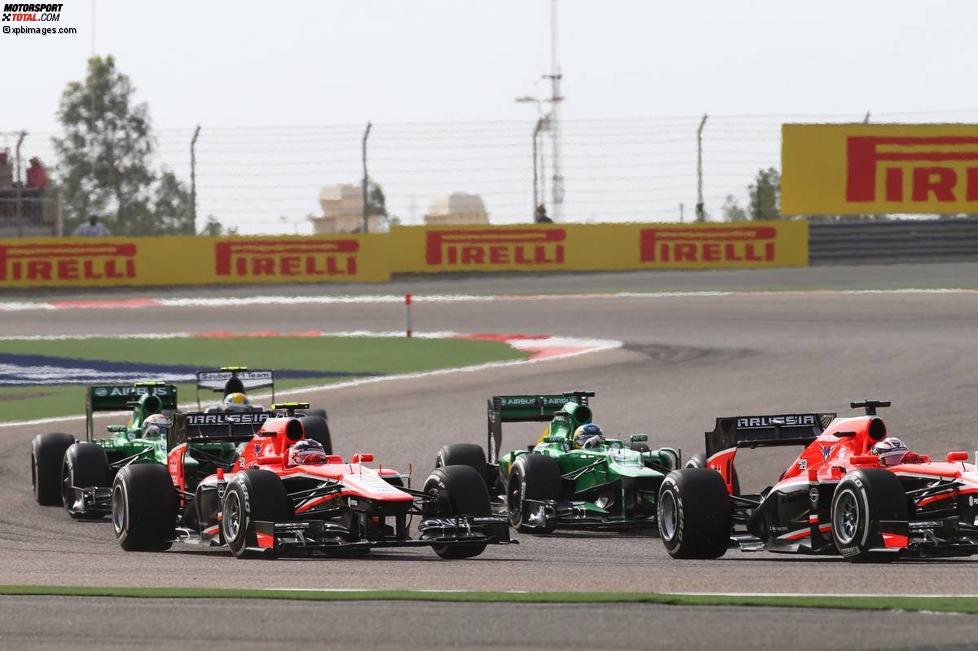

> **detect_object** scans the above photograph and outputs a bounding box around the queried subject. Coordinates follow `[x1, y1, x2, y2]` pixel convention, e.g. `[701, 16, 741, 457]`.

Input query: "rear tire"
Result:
[222, 469, 291, 558]
[507, 454, 562, 533]
[298, 416, 332, 454]
[658, 468, 732, 559]
[62, 442, 110, 519]
[685, 453, 740, 496]
[112, 464, 176, 551]
[31, 432, 75, 506]
[423, 465, 490, 559]
[300, 408, 328, 420]
[831, 469, 907, 563]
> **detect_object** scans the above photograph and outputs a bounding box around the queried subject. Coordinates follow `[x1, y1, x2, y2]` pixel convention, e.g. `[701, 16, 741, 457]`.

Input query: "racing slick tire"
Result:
[112, 464, 177, 551]
[299, 415, 332, 455]
[831, 469, 908, 563]
[62, 442, 110, 519]
[300, 408, 328, 420]
[631, 442, 652, 453]
[31, 432, 76, 506]
[685, 453, 741, 496]
[423, 465, 491, 559]
[507, 454, 562, 534]
[435, 443, 488, 487]
[222, 469, 291, 559]
[658, 468, 732, 559]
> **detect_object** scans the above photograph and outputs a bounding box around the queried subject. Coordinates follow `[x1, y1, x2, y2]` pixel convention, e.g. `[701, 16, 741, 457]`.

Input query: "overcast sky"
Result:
[3, 0, 976, 232]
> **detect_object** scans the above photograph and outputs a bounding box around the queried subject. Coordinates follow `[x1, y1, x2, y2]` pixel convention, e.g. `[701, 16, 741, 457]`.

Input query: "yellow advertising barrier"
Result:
[782, 123, 978, 215]
[386, 222, 808, 273]
[0, 234, 389, 288]
[0, 222, 807, 288]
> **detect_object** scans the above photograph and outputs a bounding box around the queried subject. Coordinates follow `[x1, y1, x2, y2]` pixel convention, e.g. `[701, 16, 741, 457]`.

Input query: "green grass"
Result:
[0, 336, 526, 423]
[0, 585, 976, 614]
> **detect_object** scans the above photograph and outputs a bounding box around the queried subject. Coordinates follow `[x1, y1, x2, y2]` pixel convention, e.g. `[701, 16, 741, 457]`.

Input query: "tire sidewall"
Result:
[658, 475, 685, 553]
[222, 475, 253, 555]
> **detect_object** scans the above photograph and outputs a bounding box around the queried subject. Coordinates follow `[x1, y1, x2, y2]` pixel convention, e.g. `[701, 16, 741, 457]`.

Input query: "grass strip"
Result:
[0, 585, 977, 614]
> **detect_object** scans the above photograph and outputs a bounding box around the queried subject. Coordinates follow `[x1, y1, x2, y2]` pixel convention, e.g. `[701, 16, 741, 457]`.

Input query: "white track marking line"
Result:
[2, 287, 977, 313]
[0, 333, 622, 429]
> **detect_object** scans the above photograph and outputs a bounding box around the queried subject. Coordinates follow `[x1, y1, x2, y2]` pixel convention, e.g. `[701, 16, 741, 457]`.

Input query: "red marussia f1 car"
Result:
[111, 403, 513, 559]
[658, 400, 978, 562]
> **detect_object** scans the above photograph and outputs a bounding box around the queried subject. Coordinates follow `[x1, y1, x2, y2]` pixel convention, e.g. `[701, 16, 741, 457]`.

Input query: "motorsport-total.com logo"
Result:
[2, 3, 63, 21]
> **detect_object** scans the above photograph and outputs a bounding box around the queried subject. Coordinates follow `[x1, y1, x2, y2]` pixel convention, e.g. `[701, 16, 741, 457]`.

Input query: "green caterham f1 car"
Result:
[31, 381, 185, 518]
[434, 391, 680, 533]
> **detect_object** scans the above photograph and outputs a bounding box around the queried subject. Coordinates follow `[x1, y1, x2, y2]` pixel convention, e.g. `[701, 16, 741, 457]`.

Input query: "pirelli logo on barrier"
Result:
[215, 238, 359, 278]
[639, 226, 776, 266]
[0, 241, 136, 282]
[425, 228, 566, 269]
[782, 123, 978, 215]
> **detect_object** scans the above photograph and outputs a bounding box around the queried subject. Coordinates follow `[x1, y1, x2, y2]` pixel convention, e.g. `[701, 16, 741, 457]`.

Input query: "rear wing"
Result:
[487, 391, 594, 464]
[85, 382, 178, 441]
[169, 410, 271, 447]
[195, 367, 275, 409]
[704, 412, 837, 459]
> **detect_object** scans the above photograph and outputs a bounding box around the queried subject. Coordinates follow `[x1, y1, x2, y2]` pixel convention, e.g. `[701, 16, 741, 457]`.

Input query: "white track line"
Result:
[0, 333, 622, 429]
[1, 288, 976, 313]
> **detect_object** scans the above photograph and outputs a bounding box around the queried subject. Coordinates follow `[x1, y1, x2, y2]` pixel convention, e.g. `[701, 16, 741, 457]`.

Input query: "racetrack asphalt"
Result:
[1, 596, 974, 651]
[3, 263, 978, 648]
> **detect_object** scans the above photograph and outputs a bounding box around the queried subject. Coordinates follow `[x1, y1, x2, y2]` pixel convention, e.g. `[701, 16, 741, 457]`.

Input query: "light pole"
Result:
[516, 96, 548, 220]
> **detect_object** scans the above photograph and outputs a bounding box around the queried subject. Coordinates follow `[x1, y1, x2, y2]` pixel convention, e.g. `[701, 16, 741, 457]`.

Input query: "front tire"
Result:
[658, 468, 732, 559]
[831, 469, 907, 563]
[507, 454, 562, 533]
[435, 444, 488, 484]
[62, 442, 110, 518]
[31, 432, 75, 506]
[222, 469, 291, 559]
[112, 464, 176, 551]
[423, 465, 491, 559]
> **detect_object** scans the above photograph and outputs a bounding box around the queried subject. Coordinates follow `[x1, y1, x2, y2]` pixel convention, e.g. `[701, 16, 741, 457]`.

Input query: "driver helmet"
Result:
[573, 423, 605, 449]
[223, 392, 250, 412]
[287, 439, 328, 467]
[871, 437, 909, 466]
[142, 413, 171, 439]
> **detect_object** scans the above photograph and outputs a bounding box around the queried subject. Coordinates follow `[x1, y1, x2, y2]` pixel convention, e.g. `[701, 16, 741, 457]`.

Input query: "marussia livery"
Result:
[658, 400, 978, 562]
[111, 403, 513, 559]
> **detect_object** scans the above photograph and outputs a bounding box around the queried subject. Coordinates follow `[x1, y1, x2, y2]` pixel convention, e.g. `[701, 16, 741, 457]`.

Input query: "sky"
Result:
[3, 0, 977, 233]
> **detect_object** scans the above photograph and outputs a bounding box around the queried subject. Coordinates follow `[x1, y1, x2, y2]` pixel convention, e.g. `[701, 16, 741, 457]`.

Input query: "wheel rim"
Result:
[659, 490, 678, 541]
[834, 490, 859, 545]
[111, 483, 126, 535]
[223, 491, 242, 542]
[507, 475, 523, 525]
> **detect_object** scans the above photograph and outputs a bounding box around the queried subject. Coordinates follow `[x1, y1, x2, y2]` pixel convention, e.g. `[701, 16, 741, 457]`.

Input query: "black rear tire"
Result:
[831, 469, 907, 563]
[112, 464, 176, 551]
[62, 442, 110, 519]
[31, 432, 75, 506]
[298, 416, 332, 454]
[300, 408, 328, 420]
[658, 468, 732, 559]
[423, 465, 491, 559]
[222, 469, 291, 558]
[685, 453, 740, 496]
[507, 454, 562, 533]
[435, 444, 488, 485]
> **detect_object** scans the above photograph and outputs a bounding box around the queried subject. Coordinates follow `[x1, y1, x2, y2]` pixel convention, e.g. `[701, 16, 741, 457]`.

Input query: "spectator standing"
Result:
[72, 214, 112, 236]
[26, 157, 48, 190]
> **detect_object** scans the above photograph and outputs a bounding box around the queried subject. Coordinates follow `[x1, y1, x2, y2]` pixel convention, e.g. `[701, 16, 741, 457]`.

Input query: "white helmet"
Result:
[287, 439, 328, 467]
[142, 413, 171, 439]
[871, 437, 909, 467]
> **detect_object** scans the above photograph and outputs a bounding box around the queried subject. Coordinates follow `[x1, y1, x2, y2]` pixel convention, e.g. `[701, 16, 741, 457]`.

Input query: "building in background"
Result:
[424, 192, 489, 226]
[309, 184, 387, 234]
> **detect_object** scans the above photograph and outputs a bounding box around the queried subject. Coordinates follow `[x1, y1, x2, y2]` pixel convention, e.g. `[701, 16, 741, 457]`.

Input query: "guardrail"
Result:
[809, 218, 978, 264]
